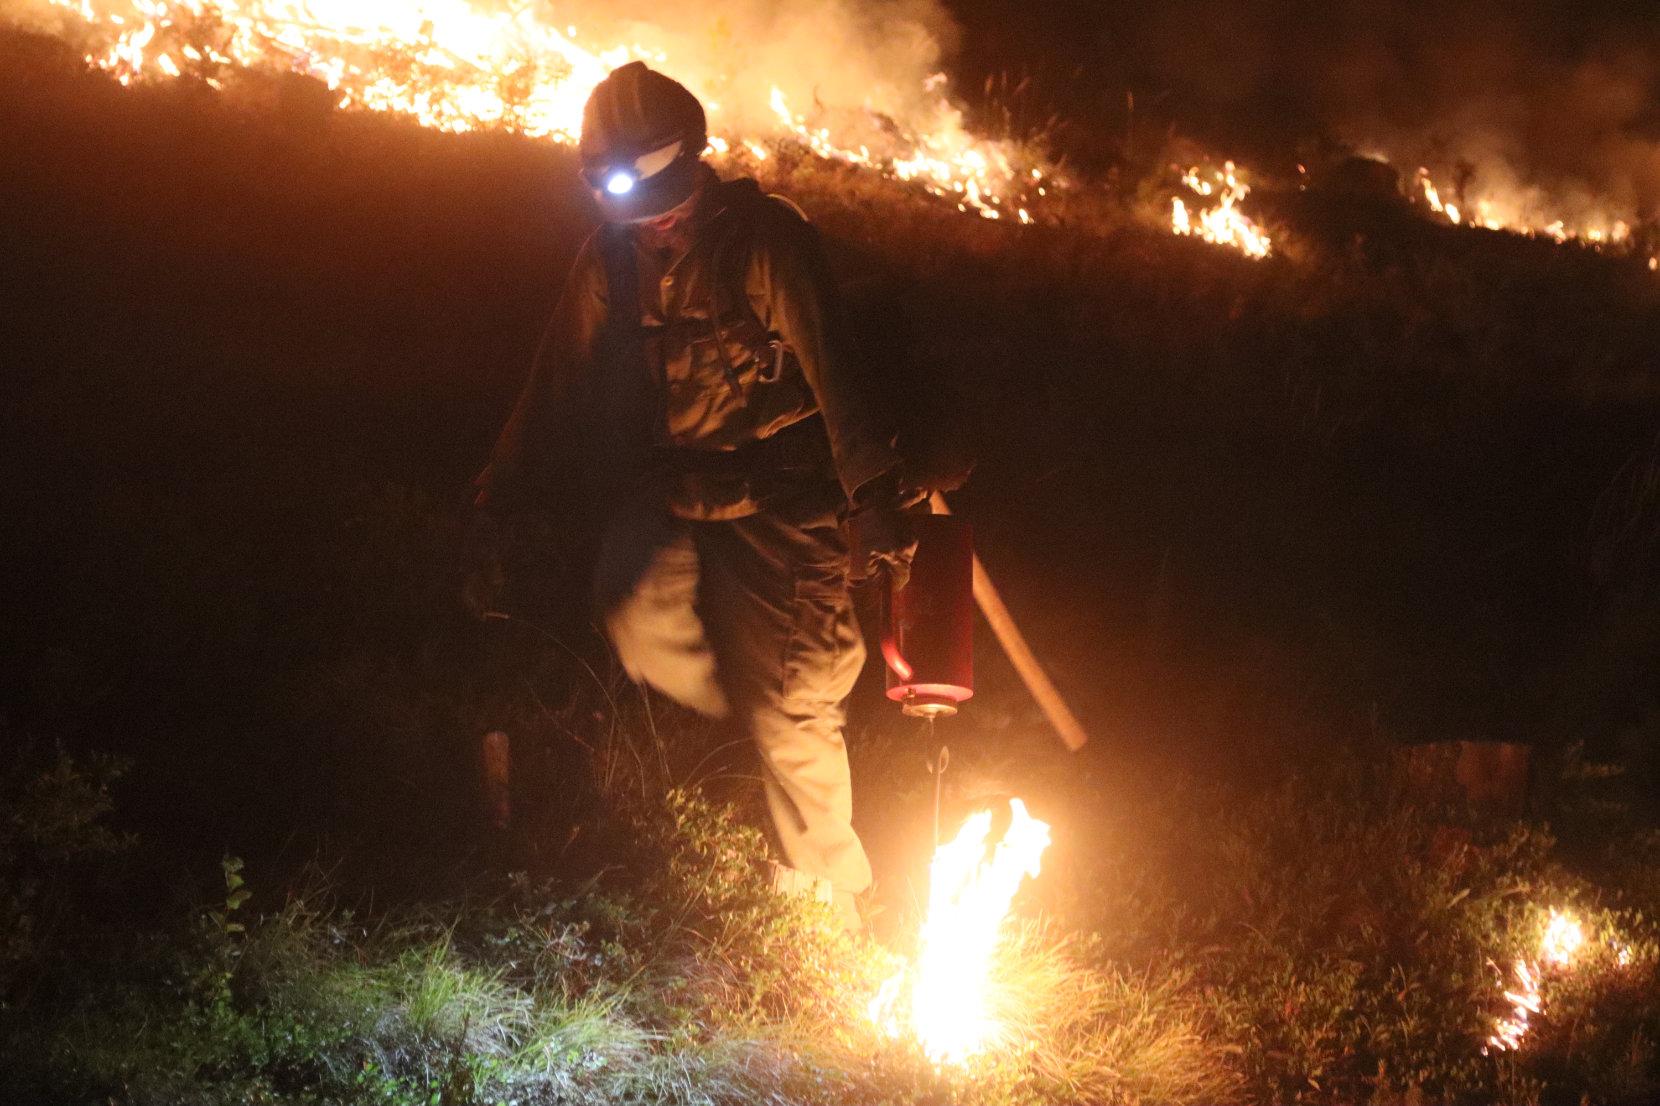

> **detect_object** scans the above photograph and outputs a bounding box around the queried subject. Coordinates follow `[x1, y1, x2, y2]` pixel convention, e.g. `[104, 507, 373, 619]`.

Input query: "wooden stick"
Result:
[480, 730, 512, 831]
[929, 492, 1089, 751]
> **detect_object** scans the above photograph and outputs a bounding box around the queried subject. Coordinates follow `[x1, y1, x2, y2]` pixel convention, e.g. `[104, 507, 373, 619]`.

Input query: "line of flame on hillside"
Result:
[1413, 167, 1658, 270]
[41, 0, 1050, 222]
[30, 0, 1658, 264]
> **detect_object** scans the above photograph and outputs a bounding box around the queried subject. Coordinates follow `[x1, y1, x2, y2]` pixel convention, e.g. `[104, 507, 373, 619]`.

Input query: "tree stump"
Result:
[481, 730, 512, 833]
[1397, 740, 1531, 818]
[1453, 741, 1531, 819]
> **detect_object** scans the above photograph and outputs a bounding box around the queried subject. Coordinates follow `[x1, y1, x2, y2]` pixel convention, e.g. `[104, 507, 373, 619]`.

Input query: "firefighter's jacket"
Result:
[482, 175, 897, 520]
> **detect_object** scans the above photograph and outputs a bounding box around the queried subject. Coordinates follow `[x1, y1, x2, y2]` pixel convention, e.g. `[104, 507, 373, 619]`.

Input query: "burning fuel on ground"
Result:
[1170, 161, 1272, 259]
[27, 0, 1660, 264]
[1483, 907, 1638, 1055]
[36, 0, 1051, 221]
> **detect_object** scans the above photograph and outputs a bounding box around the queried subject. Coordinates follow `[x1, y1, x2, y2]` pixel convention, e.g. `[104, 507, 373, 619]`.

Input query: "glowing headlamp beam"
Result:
[604, 171, 635, 195]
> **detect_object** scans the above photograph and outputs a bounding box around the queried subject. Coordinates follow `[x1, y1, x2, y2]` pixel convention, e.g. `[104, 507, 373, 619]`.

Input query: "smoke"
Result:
[0, 0, 68, 28]
[1125, 0, 1660, 224]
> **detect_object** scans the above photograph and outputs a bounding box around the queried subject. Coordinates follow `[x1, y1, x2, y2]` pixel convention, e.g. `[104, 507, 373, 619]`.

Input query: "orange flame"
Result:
[1414, 166, 1655, 269]
[36, 2, 1654, 267]
[869, 798, 1051, 1065]
[41, 0, 1052, 222]
[1170, 161, 1271, 259]
[1486, 907, 1589, 1053]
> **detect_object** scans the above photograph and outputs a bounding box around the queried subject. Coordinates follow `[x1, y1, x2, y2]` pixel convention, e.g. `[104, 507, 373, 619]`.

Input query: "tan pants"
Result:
[595, 494, 872, 896]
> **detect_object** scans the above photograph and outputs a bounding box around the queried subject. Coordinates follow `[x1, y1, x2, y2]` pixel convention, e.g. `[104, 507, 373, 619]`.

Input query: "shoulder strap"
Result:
[599, 222, 640, 344]
[595, 222, 657, 461]
[708, 180, 812, 338]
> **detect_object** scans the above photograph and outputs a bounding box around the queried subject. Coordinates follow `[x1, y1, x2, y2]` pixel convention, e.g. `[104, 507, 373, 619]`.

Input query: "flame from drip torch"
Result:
[869, 798, 1051, 1065]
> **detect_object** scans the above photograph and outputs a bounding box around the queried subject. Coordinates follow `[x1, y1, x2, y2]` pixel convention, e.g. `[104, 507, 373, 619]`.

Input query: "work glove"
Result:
[847, 502, 916, 591]
[846, 473, 923, 591]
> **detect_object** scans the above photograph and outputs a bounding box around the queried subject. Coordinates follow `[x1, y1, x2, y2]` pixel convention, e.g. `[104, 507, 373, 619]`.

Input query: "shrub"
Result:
[0, 739, 127, 1010]
[1056, 758, 1660, 1105]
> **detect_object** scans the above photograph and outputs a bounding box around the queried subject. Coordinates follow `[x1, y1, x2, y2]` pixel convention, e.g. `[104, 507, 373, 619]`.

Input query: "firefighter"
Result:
[472, 62, 923, 930]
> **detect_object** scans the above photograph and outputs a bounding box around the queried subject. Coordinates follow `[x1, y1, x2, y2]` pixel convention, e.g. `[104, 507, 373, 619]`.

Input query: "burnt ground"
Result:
[3, 27, 1660, 906]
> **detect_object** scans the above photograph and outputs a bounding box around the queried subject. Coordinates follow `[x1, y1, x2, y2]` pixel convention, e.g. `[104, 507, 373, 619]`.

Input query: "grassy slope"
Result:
[6, 19, 1660, 875]
[5, 739, 1658, 1105]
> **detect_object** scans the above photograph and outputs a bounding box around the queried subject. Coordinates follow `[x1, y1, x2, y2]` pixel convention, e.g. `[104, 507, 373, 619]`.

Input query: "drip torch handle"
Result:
[929, 492, 1090, 752]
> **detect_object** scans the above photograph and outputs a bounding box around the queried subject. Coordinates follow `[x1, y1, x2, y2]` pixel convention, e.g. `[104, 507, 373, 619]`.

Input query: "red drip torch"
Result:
[881, 513, 975, 718]
[881, 512, 975, 843]
[881, 498, 1090, 842]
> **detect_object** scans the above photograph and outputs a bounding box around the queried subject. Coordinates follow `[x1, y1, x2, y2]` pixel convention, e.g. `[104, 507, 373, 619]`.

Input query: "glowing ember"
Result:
[38, 0, 1052, 222]
[869, 798, 1051, 1065]
[1170, 162, 1272, 259]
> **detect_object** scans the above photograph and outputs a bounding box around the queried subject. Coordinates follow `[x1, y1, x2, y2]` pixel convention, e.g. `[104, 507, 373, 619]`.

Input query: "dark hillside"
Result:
[3, 25, 1659, 898]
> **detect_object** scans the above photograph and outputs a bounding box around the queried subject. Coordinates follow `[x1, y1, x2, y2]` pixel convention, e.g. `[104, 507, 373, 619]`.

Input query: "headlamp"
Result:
[583, 138, 686, 197]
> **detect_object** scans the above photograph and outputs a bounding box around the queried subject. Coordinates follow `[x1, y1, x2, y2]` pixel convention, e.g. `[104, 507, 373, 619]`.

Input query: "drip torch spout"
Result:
[927, 719, 949, 847]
